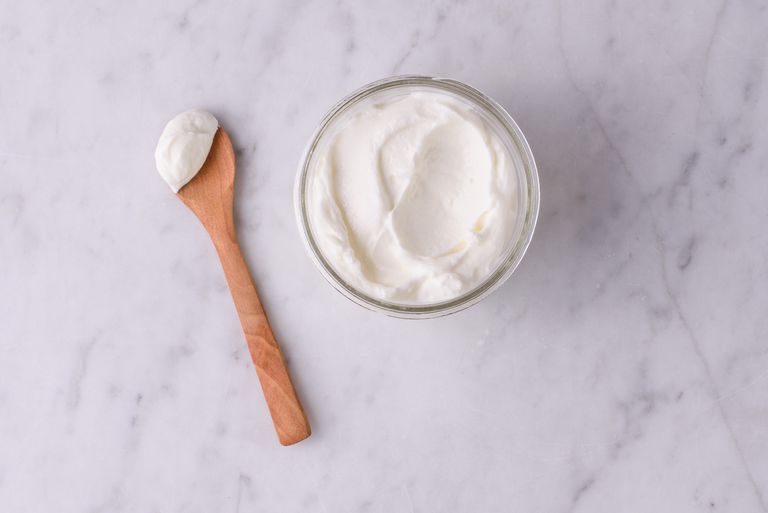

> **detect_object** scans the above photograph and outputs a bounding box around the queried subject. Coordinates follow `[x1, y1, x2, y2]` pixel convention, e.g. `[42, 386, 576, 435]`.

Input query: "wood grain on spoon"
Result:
[178, 127, 310, 446]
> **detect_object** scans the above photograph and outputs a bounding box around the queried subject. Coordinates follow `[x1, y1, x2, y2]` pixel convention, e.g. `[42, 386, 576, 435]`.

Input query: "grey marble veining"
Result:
[1, 1, 767, 512]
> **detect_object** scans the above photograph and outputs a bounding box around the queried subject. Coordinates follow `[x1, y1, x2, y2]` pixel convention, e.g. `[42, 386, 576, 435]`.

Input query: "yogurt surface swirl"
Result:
[306, 91, 518, 304]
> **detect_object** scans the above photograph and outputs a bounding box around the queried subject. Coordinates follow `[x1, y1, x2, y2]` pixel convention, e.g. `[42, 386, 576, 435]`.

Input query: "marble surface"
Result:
[1, 1, 767, 511]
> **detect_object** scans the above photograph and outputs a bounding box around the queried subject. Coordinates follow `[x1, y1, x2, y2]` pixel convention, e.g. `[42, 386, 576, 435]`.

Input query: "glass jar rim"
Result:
[294, 75, 540, 319]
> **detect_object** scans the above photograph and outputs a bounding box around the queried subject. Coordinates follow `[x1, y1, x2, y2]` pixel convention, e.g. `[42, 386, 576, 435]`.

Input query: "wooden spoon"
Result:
[177, 127, 311, 446]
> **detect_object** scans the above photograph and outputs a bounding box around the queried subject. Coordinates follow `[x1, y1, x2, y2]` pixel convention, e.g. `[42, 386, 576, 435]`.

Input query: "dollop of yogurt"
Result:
[306, 92, 517, 304]
[155, 110, 218, 192]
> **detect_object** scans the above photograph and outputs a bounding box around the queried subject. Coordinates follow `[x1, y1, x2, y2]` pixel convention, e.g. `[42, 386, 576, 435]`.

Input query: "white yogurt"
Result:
[155, 110, 218, 192]
[306, 91, 517, 304]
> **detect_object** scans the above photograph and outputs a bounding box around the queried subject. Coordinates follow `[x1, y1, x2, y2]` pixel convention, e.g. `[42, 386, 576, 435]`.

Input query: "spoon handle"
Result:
[210, 230, 311, 446]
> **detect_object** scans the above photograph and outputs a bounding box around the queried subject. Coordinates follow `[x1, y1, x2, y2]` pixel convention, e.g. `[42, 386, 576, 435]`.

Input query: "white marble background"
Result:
[1, 0, 767, 511]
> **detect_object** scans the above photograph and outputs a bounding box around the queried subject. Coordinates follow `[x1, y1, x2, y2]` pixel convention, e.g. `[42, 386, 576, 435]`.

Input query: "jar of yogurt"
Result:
[295, 76, 539, 318]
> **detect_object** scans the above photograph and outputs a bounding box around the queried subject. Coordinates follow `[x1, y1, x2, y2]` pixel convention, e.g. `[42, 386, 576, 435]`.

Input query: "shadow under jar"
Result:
[294, 76, 539, 319]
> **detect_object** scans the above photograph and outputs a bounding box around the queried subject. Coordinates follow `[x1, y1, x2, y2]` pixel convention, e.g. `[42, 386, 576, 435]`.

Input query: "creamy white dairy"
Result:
[155, 110, 218, 192]
[306, 91, 517, 304]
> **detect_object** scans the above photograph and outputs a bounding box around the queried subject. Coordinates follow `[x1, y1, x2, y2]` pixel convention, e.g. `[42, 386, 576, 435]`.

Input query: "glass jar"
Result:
[294, 76, 539, 318]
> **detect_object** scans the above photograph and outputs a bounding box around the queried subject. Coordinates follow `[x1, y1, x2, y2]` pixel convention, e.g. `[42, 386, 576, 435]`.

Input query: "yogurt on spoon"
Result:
[155, 109, 219, 192]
